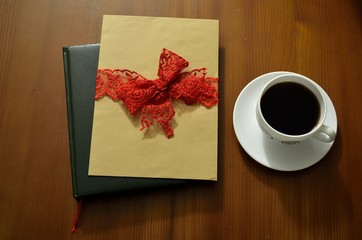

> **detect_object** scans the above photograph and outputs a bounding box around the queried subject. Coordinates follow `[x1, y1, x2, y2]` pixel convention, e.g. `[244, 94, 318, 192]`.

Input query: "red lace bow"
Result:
[95, 48, 218, 138]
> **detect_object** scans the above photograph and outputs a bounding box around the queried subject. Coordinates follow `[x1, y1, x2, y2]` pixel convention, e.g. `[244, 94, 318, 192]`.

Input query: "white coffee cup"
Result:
[256, 73, 336, 144]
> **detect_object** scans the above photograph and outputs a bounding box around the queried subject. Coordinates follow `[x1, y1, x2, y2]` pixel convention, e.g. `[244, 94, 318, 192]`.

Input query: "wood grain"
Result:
[0, 0, 361, 239]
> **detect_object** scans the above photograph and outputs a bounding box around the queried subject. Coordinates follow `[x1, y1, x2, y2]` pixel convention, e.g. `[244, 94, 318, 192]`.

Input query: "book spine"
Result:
[62, 47, 79, 198]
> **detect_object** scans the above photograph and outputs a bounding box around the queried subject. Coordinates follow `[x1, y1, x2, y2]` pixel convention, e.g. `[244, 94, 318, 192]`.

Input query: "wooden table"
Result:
[1, 0, 361, 239]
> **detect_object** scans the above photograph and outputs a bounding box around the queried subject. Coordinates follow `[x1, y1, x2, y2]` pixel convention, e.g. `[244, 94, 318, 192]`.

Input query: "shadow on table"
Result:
[241, 129, 353, 238]
[78, 179, 224, 236]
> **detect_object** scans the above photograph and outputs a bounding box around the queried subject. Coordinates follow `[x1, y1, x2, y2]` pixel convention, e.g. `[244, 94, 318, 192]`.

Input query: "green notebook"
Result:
[63, 44, 185, 198]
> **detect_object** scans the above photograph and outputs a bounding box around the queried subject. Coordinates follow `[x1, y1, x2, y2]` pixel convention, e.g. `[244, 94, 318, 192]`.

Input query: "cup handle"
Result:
[313, 124, 336, 143]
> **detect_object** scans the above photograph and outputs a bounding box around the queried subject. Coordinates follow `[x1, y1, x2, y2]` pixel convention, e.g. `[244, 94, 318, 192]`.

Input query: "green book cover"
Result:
[63, 44, 185, 198]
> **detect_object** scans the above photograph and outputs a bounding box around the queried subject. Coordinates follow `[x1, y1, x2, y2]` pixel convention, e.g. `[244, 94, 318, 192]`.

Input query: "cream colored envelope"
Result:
[88, 15, 219, 180]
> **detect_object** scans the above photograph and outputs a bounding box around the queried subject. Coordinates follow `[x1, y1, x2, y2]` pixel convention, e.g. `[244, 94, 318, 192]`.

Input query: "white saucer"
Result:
[233, 72, 338, 171]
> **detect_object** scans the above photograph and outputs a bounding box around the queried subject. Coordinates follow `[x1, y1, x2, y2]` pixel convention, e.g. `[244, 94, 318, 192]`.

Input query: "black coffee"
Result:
[260, 82, 320, 135]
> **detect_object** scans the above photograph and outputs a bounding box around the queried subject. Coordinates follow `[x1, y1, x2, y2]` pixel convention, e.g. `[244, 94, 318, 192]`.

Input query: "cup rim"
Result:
[257, 73, 327, 140]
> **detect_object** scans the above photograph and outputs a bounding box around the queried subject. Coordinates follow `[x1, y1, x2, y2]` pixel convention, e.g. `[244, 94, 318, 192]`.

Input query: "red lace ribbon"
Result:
[95, 48, 218, 138]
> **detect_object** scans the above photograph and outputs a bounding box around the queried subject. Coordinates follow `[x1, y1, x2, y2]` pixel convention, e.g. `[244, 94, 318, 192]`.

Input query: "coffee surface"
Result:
[261, 82, 320, 135]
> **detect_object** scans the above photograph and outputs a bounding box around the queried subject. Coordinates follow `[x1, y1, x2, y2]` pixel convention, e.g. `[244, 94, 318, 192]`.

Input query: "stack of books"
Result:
[63, 15, 219, 198]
